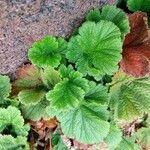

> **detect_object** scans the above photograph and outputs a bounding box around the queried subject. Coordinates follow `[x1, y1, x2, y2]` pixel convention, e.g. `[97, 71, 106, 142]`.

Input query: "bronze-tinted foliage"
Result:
[120, 12, 150, 77]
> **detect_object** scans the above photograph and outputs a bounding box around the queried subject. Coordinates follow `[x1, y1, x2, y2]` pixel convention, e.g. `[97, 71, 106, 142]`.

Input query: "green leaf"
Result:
[110, 70, 150, 121]
[46, 65, 89, 109]
[28, 36, 67, 68]
[136, 127, 150, 149]
[18, 89, 46, 105]
[0, 106, 30, 137]
[86, 5, 130, 37]
[117, 137, 140, 150]
[104, 124, 122, 150]
[86, 8, 101, 23]
[22, 99, 50, 121]
[85, 81, 109, 105]
[0, 75, 11, 100]
[41, 66, 61, 89]
[13, 64, 42, 90]
[67, 21, 122, 77]
[127, 0, 150, 13]
[0, 135, 29, 150]
[52, 133, 68, 150]
[57, 102, 110, 144]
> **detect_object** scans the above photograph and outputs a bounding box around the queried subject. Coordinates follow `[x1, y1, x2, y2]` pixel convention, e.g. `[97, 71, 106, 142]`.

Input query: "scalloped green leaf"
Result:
[127, 0, 150, 13]
[18, 89, 46, 105]
[0, 106, 30, 137]
[28, 36, 67, 68]
[67, 21, 122, 77]
[86, 5, 130, 37]
[86, 8, 101, 23]
[41, 66, 61, 89]
[0, 75, 11, 100]
[13, 64, 42, 90]
[22, 99, 50, 121]
[0, 135, 29, 150]
[85, 81, 109, 105]
[104, 124, 122, 150]
[110, 70, 150, 121]
[46, 65, 89, 109]
[57, 102, 110, 144]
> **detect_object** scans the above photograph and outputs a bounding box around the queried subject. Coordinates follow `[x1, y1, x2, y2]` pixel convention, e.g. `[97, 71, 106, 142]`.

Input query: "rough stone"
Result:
[0, 0, 116, 77]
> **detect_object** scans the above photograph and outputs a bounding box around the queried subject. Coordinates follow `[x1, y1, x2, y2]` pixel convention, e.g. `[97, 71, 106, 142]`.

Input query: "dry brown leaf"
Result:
[120, 12, 150, 77]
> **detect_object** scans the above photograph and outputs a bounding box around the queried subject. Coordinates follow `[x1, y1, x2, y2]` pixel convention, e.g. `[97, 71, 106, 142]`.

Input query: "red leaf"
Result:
[120, 12, 150, 77]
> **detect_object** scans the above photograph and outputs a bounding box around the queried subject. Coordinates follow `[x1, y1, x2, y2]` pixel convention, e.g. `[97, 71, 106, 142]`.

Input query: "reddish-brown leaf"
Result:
[120, 12, 150, 77]
[12, 64, 42, 95]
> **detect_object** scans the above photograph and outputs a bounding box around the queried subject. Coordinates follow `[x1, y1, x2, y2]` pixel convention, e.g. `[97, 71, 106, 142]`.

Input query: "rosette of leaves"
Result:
[28, 36, 67, 68]
[47, 66, 110, 144]
[67, 21, 123, 78]
[109, 69, 150, 121]
[13, 64, 61, 120]
[0, 106, 30, 149]
[86, 5, 130, 38]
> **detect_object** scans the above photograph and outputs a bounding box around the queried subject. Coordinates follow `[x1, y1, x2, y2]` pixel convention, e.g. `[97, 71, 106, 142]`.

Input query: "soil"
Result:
[0, 0, 116, 78]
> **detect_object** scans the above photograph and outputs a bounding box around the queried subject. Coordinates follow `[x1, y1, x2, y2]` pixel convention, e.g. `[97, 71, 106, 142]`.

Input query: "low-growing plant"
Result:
[0, 4, 150, 150]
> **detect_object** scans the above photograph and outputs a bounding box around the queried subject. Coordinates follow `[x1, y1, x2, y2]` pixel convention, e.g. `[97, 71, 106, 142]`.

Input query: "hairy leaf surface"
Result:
[13, 64, 42, 92]
[57, 102, 110, 144]
[0, 75, 11, 100]
[46, 65, 89, 109]
[86, 5, 130, 37]
[67, 21, 122, 77]
[28, 36, 67, 68]
[18, 89, 46, 105]
[85, 81, 109, 105]
[0, 135, 29, 150]
[22, 99, 50, 121]
[41, 66, 61, 89]
[110, 70, 150, 121]
[127, 0, 150, 13]
[0, 106, 30, 137]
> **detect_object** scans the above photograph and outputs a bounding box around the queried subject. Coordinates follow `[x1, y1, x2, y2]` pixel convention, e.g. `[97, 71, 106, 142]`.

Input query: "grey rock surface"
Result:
[0, 0, 116, 77]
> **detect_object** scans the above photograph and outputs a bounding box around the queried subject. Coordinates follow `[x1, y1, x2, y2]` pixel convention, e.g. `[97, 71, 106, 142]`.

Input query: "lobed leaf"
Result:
[67, 21, 122, 77]
[22, 99, 50, 121]
[13, 64, 42, 92]
[120, 12, 150, 77]
[46, 65, 89, 109]
[57, 102, 110, 144]
[28, 36, 67, 68]
[85, 81, 109, 105]
[41, 66, 61, 89]
[110, 70, 150, 121]
[127, 0, 150, 13]
[0, 106, 30, 137]
[86, 5, 130, 37]
[18, 89, 46, 106]
[0, 135, 29, 150]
